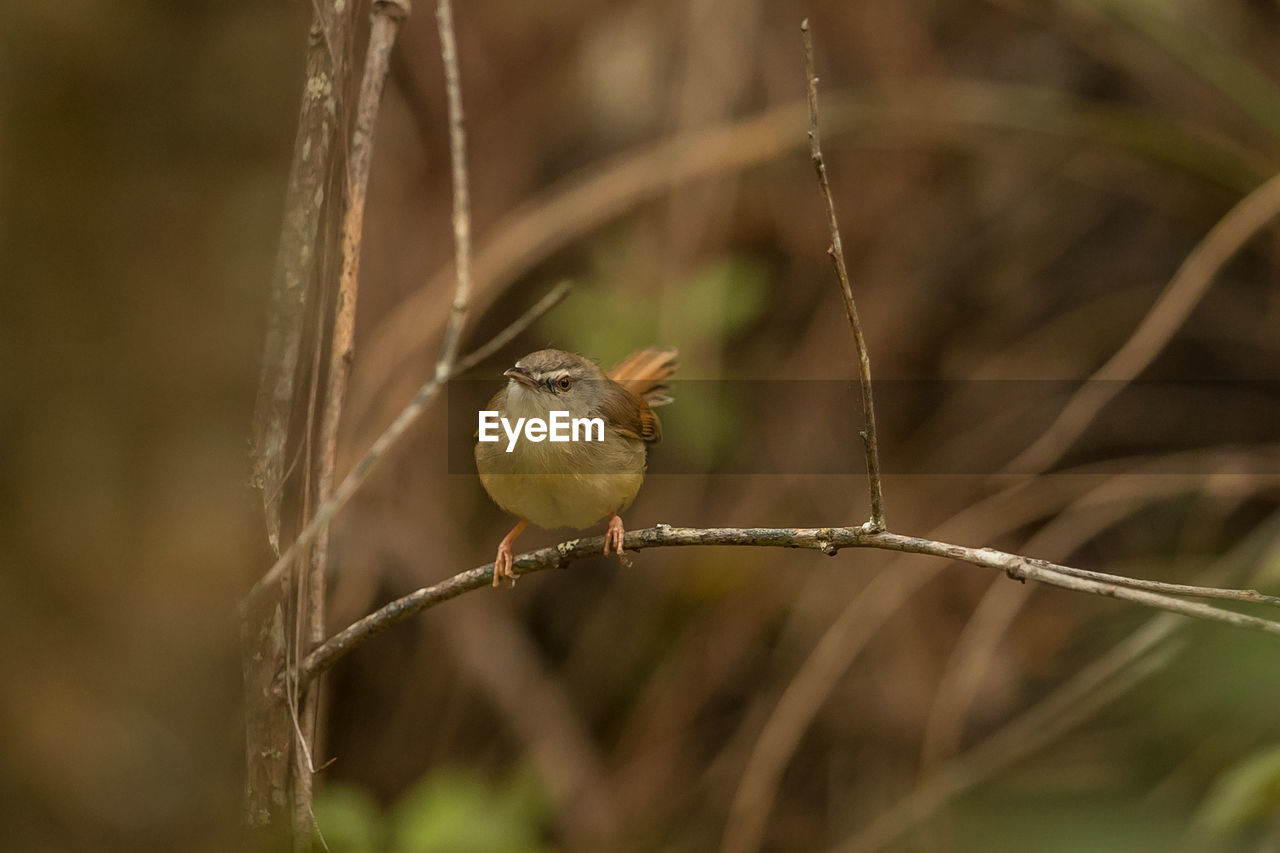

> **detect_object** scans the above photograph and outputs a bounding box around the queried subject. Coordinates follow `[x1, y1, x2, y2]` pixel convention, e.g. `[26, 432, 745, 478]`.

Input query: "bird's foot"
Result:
[493, 541, 516, 588]
[605, 513, 632, 567]
[492, 519, 528, 588]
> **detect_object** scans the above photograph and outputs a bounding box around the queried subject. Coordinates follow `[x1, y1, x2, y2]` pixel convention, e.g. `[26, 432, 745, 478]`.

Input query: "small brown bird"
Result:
[475, 347, 677, 587]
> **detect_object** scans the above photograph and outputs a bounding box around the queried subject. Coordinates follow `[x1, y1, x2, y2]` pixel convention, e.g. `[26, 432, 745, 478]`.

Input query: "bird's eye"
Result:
[557, 375, 572, 390]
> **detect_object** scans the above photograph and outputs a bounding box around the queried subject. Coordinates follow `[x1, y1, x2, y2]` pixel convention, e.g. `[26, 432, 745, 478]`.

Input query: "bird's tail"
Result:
[609, 348, 678, 406]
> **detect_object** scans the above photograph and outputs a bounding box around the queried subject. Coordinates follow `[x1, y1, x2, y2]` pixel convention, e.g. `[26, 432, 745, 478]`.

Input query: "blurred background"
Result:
[5, 0, 1280, 851]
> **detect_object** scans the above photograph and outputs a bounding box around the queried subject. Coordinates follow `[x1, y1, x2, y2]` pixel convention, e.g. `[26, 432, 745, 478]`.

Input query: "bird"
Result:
[475, 347, 677, 587]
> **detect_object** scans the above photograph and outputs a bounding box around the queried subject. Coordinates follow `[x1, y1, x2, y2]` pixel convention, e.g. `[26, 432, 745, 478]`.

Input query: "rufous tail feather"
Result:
[608, 347, 677, 406]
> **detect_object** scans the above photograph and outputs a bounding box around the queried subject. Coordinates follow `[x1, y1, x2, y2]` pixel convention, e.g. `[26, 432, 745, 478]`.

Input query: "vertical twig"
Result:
[291, 0, 411, 846]
[432, 0, 473, 379]
[801, 19, 886, 531]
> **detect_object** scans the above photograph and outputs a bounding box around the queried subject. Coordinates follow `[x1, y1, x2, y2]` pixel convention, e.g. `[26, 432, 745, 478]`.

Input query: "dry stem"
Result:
[432, 0, 472, 377]
[801, 19, 886, 531]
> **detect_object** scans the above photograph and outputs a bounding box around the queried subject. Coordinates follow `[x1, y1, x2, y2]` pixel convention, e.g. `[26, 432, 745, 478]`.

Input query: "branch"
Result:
[244, 281, 573, 606]
[294, 525, 1280, 688]
[801, 19, 886, 531]
[1028, 561, 1280, 605]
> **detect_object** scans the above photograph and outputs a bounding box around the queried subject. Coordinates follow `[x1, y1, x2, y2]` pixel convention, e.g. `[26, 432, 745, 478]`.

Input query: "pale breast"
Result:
[475, 430, 648, 529]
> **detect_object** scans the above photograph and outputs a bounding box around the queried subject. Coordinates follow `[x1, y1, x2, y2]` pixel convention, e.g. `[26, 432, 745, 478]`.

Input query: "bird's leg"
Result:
[604, 512, 631, 567]
[493, 519, 529, 588]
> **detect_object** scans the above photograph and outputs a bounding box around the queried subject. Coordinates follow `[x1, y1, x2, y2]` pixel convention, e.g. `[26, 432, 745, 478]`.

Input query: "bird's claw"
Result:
[493, 543, 517, 588]
[605, 514, 632, 567]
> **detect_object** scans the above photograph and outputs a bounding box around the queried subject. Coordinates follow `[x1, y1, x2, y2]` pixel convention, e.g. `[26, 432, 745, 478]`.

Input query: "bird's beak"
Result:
[503, 366, 538, 389]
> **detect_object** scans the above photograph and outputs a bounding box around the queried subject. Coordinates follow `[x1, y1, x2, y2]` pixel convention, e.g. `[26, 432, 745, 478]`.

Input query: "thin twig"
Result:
[294, 525, 1280, 687]
[432, 0, 472, 378]
[801, 20, 885, 531]
[244, 281, 573, 606]
[1036, 562, 1280, 605]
